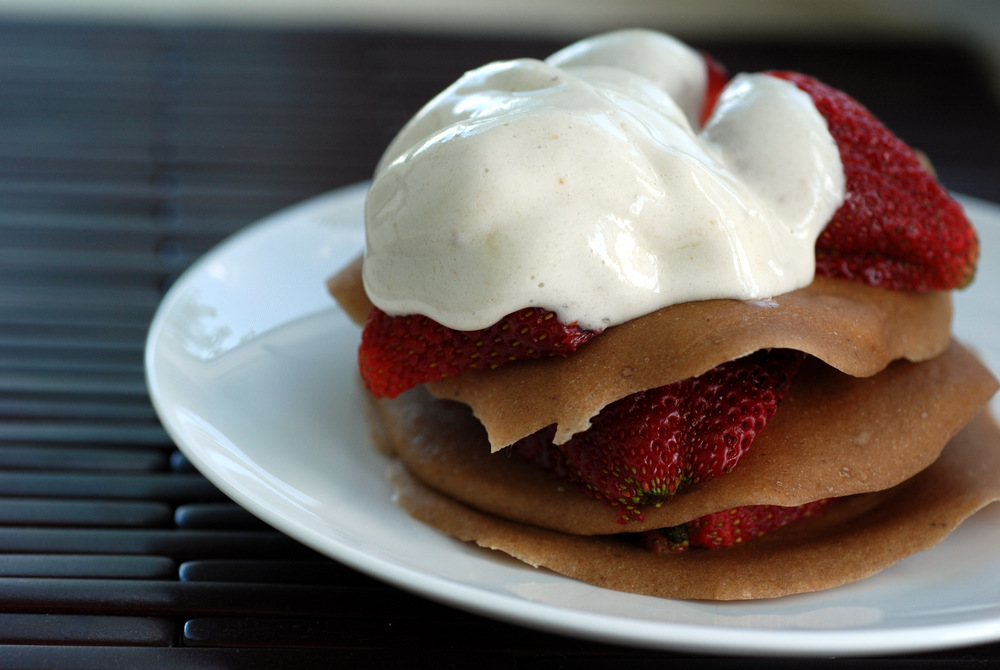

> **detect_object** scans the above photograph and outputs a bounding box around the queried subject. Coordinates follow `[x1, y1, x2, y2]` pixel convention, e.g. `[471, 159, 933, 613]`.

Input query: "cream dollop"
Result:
[363, 29, 845, 331]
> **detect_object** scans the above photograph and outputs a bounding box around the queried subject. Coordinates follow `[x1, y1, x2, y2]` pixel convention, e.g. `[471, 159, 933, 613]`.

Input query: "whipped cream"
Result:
[363, 29, 845, 332]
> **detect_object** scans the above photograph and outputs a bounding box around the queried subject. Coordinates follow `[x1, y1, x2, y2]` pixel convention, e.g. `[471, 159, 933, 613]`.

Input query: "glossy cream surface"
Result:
[363, 29, 845, 331]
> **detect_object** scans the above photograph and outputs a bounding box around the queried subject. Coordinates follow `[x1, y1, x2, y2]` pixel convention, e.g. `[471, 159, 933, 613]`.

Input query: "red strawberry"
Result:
[639, 499, 831, 552]
[771, 71, 978, 292]
[512, 349, 803, 523]
[700, 53, 728, 126]
[359, 306, 597, 398]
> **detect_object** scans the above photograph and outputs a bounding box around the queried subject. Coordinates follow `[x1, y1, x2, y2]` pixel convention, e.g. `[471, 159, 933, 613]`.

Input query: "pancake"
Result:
[330, 258, 998, 599]
[386, 410, 1000, 601]
[365, 341, 997, 535]
[329, 255, 954, 449]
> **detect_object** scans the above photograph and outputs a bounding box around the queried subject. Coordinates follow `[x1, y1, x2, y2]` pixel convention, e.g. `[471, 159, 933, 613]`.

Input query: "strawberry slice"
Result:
[639, 499, 831, 552]
[359, 306, 597, 399]
[512, 349, 803, 523]
[771, 71, 978, 292]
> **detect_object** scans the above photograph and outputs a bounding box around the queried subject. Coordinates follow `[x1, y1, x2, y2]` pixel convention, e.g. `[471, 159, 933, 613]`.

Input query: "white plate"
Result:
[145, 183, 1000, 657]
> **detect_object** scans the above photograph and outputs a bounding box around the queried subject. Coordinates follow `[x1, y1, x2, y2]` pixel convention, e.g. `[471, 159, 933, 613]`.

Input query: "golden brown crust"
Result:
[387, 410, 1000, 601]
[366, 341, 998, 535]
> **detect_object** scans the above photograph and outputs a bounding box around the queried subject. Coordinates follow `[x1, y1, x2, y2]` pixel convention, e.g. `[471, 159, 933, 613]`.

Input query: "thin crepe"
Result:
[328, 256, 953, 449]
[365, 341, 998, 535]
[386, 409, 1000, 601]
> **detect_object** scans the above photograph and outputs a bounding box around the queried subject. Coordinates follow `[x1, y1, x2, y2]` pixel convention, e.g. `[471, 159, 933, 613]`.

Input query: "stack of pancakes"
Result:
[330, 258, 999, 600]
